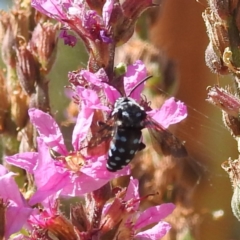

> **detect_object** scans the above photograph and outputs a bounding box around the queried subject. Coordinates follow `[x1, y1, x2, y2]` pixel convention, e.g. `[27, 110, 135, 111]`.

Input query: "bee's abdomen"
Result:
[106, 127, 145, 172]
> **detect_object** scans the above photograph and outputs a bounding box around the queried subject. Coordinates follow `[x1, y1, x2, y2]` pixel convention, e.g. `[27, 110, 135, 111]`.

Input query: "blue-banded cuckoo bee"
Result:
[88, 76, 187, 172]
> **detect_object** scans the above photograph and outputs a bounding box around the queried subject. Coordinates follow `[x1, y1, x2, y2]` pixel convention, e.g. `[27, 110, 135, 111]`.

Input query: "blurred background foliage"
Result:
[1, 0, 240, 239]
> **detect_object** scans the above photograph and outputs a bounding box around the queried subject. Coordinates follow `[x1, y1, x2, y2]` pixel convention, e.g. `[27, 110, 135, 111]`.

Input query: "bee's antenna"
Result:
[128, 75, 152, 97]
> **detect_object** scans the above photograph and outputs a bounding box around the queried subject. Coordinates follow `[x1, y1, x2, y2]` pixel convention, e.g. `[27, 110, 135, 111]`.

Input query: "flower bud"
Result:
[114, 0, 156, 45]
[207, 86, 240, 118]
[29, 22, 59, 73]
[231, 184, 240, 221]
[0, 70, 10, 133]
[114, 62, 127, 77]
[86, 0, 105, 12]
[29, 83, 50, 112]
[0, 199, 6, 239]
[205, 43, 229, 74]
[91, 183, 111, 208]
[46, 215, 79, 239]
[10, 86, 28, 128]
[209, 0, 230, 20]
[15, 40, 40, 95]
[223, 112, 240, 136]
[203, 9, 229, 54]
[222, 158, 240, 221]
[1, 25, 16, 67]
[70, 204, 90, 232]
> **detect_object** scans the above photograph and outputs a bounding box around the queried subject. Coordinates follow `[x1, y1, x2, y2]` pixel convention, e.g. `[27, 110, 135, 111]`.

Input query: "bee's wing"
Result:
[144, 116, 188, 158]
[87, 117, 116, 156]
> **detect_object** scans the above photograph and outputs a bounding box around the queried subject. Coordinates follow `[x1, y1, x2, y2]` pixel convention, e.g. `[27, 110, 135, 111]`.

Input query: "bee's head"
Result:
[112, 97, 146, 127]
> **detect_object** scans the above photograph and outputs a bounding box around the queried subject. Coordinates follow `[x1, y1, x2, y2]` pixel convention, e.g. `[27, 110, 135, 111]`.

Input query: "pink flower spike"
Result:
[0, 165, 32, 239]
[134, 203, 175, 230]
[134, 221, 171, 240]
[124, 60, 147, 101]
[28, 108, 68, 155]
[148, 97, 187, 128]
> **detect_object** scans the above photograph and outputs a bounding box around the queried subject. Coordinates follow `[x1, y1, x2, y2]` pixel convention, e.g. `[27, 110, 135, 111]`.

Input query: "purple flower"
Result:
[0, 165, 32, 238]
[80, 60, 187, 128]
[31, 0, 113, 45]
[6, 100, 129, 205]
[101, 178, 174, 239]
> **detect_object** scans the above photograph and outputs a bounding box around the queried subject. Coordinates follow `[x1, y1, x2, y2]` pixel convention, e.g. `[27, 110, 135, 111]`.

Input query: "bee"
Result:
[88, 77, 187, 172]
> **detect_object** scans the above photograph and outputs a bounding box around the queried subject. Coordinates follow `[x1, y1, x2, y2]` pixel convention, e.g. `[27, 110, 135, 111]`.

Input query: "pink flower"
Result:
[80, 60, 187, 128]
[101, 178, 175, 239]
[31, 0, 113, 45]
[0, 165, 32, 238]
[6, 100, 129, 205]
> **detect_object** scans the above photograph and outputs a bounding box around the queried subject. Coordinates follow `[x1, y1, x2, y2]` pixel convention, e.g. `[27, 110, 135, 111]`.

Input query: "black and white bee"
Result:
[89, 77, 187, 172]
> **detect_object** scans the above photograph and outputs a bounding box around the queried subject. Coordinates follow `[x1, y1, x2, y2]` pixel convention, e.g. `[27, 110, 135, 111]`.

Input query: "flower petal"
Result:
[29, 138, 69, 205]
[134, 203, 175, 230]
[0, 171, 22, 205]
[72, 105, 94, 151]
[76, 86, 110, 111]
[148, 97, 187, 128]
[28, 108, 67, 155]
[0, 166, 32, 238]
[134, 221, 171, 240]
[124, 178, 140, 210]
[31, 0, 66, 19]
[102, 0, 114, 26]
[81, 69, 120, 103]
[5, 206, 32, 239]
[81, 155, 130, 179]
[5, 152, 38, 173]
[124, 60, 147, 101]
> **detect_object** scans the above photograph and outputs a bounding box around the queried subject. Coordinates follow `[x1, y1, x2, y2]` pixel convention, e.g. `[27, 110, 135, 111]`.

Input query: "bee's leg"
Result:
[97, 121, 113, 132]
[97, 121, 107, 127]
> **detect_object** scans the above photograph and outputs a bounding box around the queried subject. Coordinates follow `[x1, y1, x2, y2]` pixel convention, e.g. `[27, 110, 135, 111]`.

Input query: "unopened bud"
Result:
[0, 70, 10, 133]
[222, 158, 240, 221]
[232, 185, 240, 221]
[114, 63, 127, 77]
[207, 86, 240, 117]
[0, 198, 6, 239]
[86, 0, 105, 12]
[29, 22, 59, 73]
[47, 215, 78, 240]
[70, 204, 90, 232]
[203, 8, 230, 66]
[92, 183, 111, 208]
[207, 86, 240, 136]
[234, 2, 240, 33]
[10, 86, 28, 128]
[16, 40, 40, 95]
[205, 43, 229, 74]
[223, 112, 240, 136]
[209, 0, 230, 20]
[114, 0, 157, 45]
[1, 25, 16, 67]
[29, 83, 50, 112]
